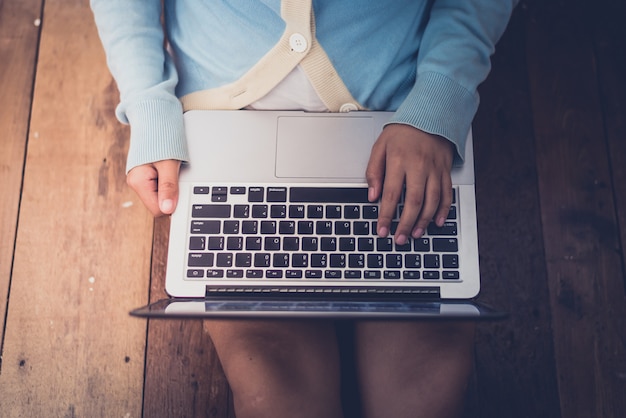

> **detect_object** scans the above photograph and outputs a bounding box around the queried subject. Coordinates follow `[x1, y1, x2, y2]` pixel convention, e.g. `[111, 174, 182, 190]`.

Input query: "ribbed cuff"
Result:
[124, 99, 189, 173]
[388, 71, 479, 164]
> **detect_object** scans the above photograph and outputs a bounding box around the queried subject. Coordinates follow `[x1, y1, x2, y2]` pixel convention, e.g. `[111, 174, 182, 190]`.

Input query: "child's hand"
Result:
[126, 159, 181, 217]
[366, 124, 454, 245]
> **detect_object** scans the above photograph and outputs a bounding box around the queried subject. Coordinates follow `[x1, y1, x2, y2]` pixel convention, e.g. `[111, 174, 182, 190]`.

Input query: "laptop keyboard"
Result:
[185, 185, 461, 282]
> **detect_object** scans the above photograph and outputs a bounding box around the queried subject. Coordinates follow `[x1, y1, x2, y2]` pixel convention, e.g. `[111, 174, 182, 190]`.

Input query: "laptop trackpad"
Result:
[275, 115, 378, 179]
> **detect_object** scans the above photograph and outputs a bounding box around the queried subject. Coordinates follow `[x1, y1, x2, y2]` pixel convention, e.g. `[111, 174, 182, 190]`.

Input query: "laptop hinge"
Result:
[205, 285, 441, 300]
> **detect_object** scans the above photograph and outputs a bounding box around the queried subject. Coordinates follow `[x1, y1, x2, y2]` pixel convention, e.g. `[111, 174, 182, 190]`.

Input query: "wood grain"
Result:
[526, 0, 626, 416]
[0, 0, 43, 346]
[143, 217, 235, 418]
[467, 4, 561, 416]
[0, 1, 153, 416]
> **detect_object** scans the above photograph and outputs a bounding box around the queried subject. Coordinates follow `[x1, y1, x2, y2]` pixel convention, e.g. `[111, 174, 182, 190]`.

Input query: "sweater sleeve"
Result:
[389, 0, 519, 163]
[90, 0, 189, 173]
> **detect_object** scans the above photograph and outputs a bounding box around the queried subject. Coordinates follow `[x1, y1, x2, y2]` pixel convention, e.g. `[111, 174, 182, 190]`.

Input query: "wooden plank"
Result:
[465, 4, 561, 417]
[143, 217, 234, 418]
[0, 1, 154, 416]
[0, 0, 43, 346]
[525, 0, 626, 416]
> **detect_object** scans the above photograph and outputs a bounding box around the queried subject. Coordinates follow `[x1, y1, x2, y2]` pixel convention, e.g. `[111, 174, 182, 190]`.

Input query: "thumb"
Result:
[154, 160, 181, 215]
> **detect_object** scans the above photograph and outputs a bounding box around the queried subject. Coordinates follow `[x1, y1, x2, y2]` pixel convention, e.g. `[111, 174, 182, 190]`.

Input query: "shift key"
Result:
[192, 204, 231, 218]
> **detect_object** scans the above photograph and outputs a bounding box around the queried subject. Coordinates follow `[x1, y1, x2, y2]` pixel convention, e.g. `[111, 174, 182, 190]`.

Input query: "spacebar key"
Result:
[192, 204, 231, 218]
[290, 187, 369, 203]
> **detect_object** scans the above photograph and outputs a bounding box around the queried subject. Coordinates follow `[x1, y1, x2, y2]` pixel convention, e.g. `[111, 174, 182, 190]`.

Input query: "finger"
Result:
[154, 160, 181, 215]
[395, 173, 426, 244]
[434, 173, 453, 227]
[365, 139, 386, 203]
[378, 163, 405, 239]
[127, 165, 161, 216]
[411, 175, 441, 238]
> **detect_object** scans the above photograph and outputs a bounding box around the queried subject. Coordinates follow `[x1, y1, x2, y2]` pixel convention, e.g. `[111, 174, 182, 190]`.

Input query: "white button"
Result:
[289, 33, 308, 53]
[339, 103, 358, 112]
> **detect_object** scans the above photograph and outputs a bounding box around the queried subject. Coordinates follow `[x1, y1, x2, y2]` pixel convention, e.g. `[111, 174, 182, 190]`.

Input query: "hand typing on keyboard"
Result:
[366, 124, 455, 245]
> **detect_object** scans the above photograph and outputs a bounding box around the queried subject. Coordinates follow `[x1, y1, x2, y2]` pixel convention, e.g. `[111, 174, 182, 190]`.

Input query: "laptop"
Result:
[131, 110, 505, 320]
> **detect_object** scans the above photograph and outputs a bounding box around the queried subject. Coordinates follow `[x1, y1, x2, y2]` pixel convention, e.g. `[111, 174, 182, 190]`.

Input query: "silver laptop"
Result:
[131, 110, 504, 319]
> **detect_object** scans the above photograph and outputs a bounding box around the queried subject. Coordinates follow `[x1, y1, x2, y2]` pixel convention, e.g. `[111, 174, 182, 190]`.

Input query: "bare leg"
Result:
[353, 321, 475, 418]
[204, 319, 344, 418]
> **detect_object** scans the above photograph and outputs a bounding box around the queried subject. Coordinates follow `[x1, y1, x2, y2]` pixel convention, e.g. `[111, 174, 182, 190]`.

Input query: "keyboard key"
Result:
[193, 186, 209, 194]
[345, 270, 362, 279]
[339, 237, 356, 251]
[443, 271, 460, 280]
[252, 205, 268, 218]
[305, 270, 323, 278]
[235, 253, 252, 267]
[424, 254, 440, 269]
[364, 271, 382, 279]
[311, 254, 327, 268]
[246, 269, 264, 278]
[344, 205, 360, 219]
[192, 205, 230, 218]
[271, 205, 287, 218]
[335, 221, 351, 235]
[353, 221, 370, 235]
[349, 254, 365, 268]
[227, 269, 244, 278]
[266, 270, 283, 278]
[316, 221, 333, 235]
[325, 270, 342, 279]
[321, 237, 337, 251]
[405, 254, 421, 268]
[248, 187, 264, 202]
[191, 220, 220, 234]
[283, 237, 300, 251]
[290, 187, 369, 203]
[363, 206, 378, 219]
[241, 221, 258, 234]
[245, 237, 262, 250]
[386, 254, 403, 269]
[358, 238, 374, 251]
[307, 205, 324, 218]
[264, 237, 281, 250]
[292, 253, 308, 267]
[227, 237, 243, 250]
[384, 271, 401, 280]
[289, 205, 305, 218]
[427, 222, 457, 236]
[188, 253, 214, 267]
[223, 220, 239, 234]
[285, 270, 303, 278]
[367, 254, 384, 268]
[189, 236, 205, 250]
[273, 253, 290, 267]
[423, 271, 440, 280]
[298, 221, 314, 234]
[376, 237, 393, 251]
[260, 220, 277, 234]
[443, 254, 459, 268]
[254, 253, 271, 267]
[326, 205, 342, 218]
[230, 186, 246, 195]
[208, 236, 225, 250]
[279, 220, 295, 234]
[330, 254, 346, 268]
[216, 253, 233, 267]
[233, 204, 250, 218]
[187, 269, 204, 278]
[206, 269, 224, 278]
[403, 271, 420, 279]
[267, 187, 287, 202]
[433, 238, 459, 252]
[414, 238, 430, 252]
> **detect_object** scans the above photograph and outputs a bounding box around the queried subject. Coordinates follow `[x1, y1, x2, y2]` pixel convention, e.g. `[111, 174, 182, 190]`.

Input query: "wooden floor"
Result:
[1, 0, 625, 417]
